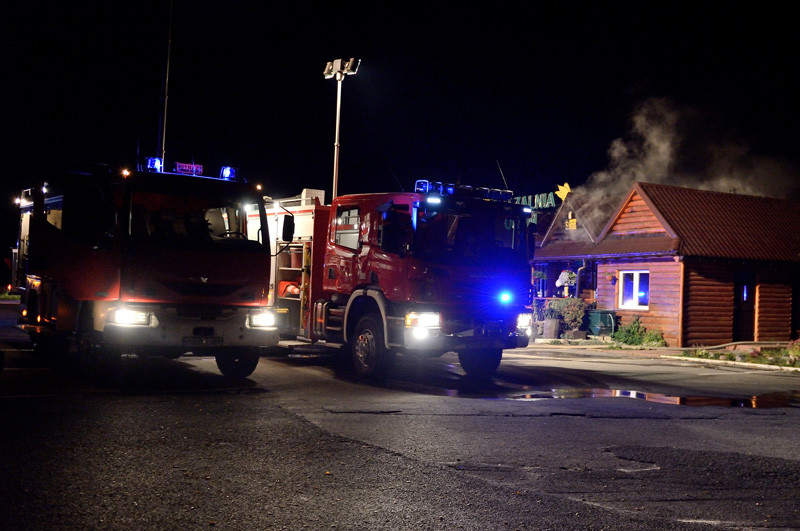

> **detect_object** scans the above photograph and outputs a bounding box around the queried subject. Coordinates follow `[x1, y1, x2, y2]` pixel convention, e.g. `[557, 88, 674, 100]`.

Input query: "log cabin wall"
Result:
[755, 267, 793, 341]
[596, 258, 682, 346]
[682, 260, 734, 347]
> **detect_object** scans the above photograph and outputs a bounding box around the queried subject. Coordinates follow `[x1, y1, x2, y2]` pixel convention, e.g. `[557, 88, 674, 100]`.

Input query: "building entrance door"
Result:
[733, 271, 755, 342]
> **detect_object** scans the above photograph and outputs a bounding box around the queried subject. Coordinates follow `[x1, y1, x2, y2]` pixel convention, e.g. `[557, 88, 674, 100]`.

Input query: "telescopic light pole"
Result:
[323, 58, 360, 201]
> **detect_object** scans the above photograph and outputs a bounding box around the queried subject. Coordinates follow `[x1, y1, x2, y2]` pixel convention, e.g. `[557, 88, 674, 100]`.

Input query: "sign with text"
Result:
[174, 162, 203, 175]
[513, 183, 570, 225]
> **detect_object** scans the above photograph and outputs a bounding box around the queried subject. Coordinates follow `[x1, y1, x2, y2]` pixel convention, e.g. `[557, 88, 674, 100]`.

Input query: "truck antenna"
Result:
[496, 160, 509, 189]
[390, 168, 405, 192]
[157, 0, 174, 165]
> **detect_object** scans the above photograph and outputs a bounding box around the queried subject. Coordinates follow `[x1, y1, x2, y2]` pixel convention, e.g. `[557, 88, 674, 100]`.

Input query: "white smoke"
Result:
[571, 97, 799, 235]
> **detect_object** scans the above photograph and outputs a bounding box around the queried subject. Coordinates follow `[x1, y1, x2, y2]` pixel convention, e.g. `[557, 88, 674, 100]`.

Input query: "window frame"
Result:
[332, 205, 361, 251]
[618, 269, 650, 310]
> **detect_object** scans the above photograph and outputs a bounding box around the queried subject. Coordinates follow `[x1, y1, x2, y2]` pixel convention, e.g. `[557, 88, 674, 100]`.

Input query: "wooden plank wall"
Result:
[607, 193, 665, 236]
[596, 258, 681, 346]
[682, 260, 734, 346]
[756, 269, 793, 341]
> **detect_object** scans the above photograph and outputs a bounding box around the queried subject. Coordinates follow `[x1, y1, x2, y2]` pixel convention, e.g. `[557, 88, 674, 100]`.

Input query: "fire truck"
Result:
[259, 180, 534, 379]
[12, 162, 279, 378]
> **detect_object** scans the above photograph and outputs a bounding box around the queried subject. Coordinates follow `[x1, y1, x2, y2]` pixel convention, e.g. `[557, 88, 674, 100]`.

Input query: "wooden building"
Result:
[533, 182, 800, 347]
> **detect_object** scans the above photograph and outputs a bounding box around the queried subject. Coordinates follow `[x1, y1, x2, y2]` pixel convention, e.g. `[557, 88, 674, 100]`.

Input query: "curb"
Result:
[661, 355, 800, 373]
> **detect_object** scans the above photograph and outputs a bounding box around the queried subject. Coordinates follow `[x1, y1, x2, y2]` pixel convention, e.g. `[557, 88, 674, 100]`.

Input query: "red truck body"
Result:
[262, 181, 534, 379]
[14, 165, 278, 378]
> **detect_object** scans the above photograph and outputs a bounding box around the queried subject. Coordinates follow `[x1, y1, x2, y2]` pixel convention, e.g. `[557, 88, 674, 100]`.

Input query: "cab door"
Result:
[365, 202, 412, 300]
[323, 204, 361, 294]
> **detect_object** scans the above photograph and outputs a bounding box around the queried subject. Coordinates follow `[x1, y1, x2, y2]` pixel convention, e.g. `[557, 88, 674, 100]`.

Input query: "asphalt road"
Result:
[2, 302, 800, 529]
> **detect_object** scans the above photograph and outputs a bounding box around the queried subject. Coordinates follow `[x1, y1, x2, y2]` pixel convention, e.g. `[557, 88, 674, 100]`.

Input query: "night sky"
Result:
[3, 2, 799, 265]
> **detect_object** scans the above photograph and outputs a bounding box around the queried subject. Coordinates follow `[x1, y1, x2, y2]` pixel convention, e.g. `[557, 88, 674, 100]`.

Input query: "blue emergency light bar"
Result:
[143, 157, 242, 182]
[146, 157, 163, 172]
[414, 179, 513, 201]
[220, 166, 236, 180]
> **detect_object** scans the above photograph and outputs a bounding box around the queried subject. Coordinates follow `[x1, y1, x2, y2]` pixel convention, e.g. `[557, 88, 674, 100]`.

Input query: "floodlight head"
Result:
[343, 58, 360, 75]
[324, 58, 360, 79]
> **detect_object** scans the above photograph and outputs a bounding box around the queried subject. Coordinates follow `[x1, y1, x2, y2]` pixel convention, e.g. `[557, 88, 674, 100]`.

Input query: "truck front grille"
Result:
[165, 281, 241, 297]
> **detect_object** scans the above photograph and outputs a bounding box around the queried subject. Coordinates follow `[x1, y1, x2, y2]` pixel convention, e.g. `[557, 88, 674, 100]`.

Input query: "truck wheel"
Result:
[351, 315, 394, 380]
[458, 348, 502, 377]
[76, 306, 103, 364]
[76, 305, 121, 375]
[215, 348, 260, 379]
[31, 333, 70, 358]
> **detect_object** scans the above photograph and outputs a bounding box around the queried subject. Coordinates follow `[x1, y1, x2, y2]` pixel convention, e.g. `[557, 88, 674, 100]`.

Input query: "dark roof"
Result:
[633, 182, 800, 261]
[535, 233, 679, 259]
[536, 182, 800, 262]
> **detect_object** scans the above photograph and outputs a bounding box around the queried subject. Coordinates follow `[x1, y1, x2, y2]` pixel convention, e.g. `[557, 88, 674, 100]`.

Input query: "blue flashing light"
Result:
[414, 179, 514, 202]
[415, 179, 433, 193]
[146, 157, 163, 172]
[220, 166, 236, 180]
[427, 196, 442, 205]
[499, 291, 512, 304]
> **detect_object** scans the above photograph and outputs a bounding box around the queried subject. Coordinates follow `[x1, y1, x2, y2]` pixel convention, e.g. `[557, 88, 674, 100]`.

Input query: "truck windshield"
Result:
[412, 206, 528, 265]
[128, 191, 257, 250]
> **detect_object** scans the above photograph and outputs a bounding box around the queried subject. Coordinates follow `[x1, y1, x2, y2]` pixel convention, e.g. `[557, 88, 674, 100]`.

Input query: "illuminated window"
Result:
[334, 206, 360, 250]
[619, 270, 649, 310]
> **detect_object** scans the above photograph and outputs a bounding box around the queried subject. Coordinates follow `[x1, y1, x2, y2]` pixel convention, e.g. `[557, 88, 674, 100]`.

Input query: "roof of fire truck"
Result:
[331, 180, 532, 216]
[115, 165, 264, 204]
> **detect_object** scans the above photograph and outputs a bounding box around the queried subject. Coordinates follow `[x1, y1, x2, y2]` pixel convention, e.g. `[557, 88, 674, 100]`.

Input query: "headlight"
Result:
[517, 313, 533, 330]
[498, 291, 513, 304]
[107, 307, 151, 327]
[248, 310, 276, 329]
[405, 312, 441, 329]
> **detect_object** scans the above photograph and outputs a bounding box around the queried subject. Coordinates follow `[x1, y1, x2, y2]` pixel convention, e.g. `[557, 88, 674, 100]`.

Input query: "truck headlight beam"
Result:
[107, 307, 152, 327]
[247, 310, 277, 329]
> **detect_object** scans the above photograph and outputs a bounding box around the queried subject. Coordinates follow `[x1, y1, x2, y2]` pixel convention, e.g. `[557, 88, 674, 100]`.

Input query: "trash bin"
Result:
[587, 310, 616, 336]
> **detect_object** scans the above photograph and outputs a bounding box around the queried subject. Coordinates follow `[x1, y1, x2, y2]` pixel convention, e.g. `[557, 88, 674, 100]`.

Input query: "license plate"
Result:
[182, 336, 223, 347]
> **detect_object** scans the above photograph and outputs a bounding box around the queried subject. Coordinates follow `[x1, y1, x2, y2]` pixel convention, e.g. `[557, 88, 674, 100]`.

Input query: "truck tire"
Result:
[75, 304, 121, 375]
[351, 315, 394, 380]
[76, 305, 103, 364]
[458, 348, 502, 377]
[215, 348, 260, 379]
[31, 333, 70, 358]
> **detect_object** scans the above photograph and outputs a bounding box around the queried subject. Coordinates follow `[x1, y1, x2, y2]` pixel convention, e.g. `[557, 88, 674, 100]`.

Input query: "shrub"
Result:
[787, 339, 800, 355]
[532, 270, 547, 281]
[532, 298, 547, 321]
[612, 316, 667, 346]
[544, 298, 587, 330]
[542, 303, 561, 320]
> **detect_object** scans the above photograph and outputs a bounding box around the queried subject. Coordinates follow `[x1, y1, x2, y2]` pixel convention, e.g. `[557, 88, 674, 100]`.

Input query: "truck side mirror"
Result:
[282, 215, 295, 242]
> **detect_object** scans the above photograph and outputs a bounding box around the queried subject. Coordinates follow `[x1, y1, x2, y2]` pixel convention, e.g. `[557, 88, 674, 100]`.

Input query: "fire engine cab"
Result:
[260, 180, 534, 379]
[13, 162, 278, 378]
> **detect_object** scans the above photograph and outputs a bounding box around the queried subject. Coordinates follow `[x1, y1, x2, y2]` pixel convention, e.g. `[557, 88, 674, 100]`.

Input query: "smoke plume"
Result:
[570, 97, 799, 236]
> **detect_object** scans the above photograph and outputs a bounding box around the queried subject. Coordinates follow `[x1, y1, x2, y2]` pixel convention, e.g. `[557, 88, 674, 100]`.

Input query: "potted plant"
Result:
[555, 270, 577, 297]
[559, 297, 588, 339]
[542, 299, 563, 338]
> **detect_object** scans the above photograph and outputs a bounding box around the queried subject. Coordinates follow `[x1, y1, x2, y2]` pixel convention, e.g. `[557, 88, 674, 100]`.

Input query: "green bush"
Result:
[532, 298, 547, 321]
[544, 298, 587, 330]
[612, 316, 666, 346]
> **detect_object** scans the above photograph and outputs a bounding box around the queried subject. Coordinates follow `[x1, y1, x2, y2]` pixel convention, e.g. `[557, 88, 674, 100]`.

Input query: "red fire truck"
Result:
[260, 180, 534, 379]
[13, 162, 279, 378]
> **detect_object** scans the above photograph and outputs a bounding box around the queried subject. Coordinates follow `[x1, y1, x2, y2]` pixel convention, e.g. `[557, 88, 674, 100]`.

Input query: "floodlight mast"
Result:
[323, 58, 360, 200]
